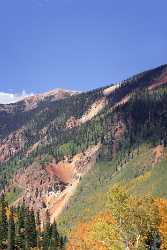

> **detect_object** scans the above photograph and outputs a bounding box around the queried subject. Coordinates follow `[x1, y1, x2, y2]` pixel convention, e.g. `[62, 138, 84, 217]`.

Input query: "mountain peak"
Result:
[23, 88, 80, 111]
[26, 88, 80, 99]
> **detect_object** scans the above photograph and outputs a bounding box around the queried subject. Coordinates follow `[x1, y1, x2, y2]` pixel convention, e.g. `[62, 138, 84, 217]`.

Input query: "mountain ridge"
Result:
[1, 63, 167, 249]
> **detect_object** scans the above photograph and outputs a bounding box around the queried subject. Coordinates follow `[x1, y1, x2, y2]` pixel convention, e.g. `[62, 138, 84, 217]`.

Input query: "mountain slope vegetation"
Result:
[0, 64, 167, 249]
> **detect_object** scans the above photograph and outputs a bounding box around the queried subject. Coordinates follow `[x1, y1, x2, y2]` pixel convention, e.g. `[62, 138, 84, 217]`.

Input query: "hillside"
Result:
[59, 144, 167, 230]
[0, 64, 167, 249]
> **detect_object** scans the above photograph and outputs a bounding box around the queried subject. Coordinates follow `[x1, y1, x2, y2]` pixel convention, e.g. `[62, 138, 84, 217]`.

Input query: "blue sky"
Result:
[0, 0, 167, 103]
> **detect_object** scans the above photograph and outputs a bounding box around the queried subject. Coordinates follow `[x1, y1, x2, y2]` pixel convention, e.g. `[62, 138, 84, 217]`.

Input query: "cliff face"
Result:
[1, 64, 167, 224]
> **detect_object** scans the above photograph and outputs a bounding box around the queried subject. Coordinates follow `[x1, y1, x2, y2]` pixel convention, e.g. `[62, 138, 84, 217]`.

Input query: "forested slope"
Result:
[0, 64, 167, 249]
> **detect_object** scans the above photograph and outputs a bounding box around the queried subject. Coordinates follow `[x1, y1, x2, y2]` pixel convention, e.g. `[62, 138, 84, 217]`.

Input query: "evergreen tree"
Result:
[48, 221, 59, 250]
[36, 211, 42, 249]
[15, 205, 26, 250]
[0, 194, 8, 248]
[24, 208, 37, 249]
[42, 211, 52, 250]
[29, 209, 37, 248]
[8, 207, 15, 250]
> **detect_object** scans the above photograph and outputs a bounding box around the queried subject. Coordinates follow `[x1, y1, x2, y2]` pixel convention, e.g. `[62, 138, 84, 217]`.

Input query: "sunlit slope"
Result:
[58, 144, 167, 234]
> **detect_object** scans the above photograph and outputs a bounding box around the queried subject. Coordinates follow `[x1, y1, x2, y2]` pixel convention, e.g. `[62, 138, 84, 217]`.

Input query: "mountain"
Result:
[1, 64, 167, 249]
[0, 88, 79, 111]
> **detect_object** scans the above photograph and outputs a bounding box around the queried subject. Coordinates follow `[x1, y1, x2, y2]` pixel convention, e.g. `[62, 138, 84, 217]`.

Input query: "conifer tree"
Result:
[8, 207, 15, 250]
[24, 208, 37, 249]
[29, 209, 37, 248]
[36, 211, 42, 249]
[0, 194, 8, 247]
[15, 205, 26, 250]
[48, 220, 59, 250]
[42, 211, 52, 250]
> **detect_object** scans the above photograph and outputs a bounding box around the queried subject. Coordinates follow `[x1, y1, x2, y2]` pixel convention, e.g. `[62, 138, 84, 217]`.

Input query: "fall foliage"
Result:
[67, 213, 117, 250]
[155, 198, 167, 250]
[66, 185, 165, 250]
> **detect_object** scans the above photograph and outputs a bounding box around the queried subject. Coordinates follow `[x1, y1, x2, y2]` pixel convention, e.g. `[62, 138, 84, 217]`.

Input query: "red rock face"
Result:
[11, 144, 100, 224]
[65, 116, 79, 129]
[13, 162, 67, 221]
[0, 128, 25, 162]
[46, 164, 74, 183]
